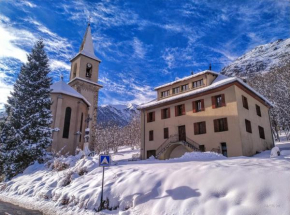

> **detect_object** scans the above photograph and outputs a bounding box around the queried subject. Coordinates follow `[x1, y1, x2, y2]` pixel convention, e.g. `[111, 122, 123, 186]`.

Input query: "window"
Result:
[193, 99, 204, 112]
[161, 108, 170, 119]
[63, 107, 72, 138]
[147, 111, 155, 123]
[161, 90, 170, 98]
[194, 121, 206, 135]
[73, 64, 77, 78]
[221, 142, 227, 157]
[86, 63, 92, 78]
[172, 87, 180, 94]
[259, 126, 265, 139]
[245, 119, 252, 133]
[149, 130, 154, 141]
[214, 118, 228, 132]
[175, 104, 185, 116]
[164, 128, 169, 139]
[79, 113, 83, 142]
[199, 145, 205, 152]
[256, 105, 261, 117]
[192, 79, 204, 88]
[147, 150, 156, 159]
[181, 84, 189, 92]
[212, 94, 225, 108]
[242, 96, 249, 109]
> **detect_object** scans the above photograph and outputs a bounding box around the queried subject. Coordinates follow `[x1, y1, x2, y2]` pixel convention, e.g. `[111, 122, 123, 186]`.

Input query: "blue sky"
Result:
[0, 0, 289, 109]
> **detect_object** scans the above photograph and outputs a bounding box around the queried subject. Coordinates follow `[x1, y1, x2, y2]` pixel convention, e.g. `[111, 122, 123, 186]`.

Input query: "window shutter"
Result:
[214, 119, 219, 132]
[203, 122, 206, 134]
[161, 109, 164, 119]
[175, 106, 178, 116]
[221, 94, 226, 106]
[224, 118, 228, 131]
[168, 108, 171, 118]
[201, 99, 205, 111]
[212, 96, 216, 109]
[152, 112, 155, 121]
[194, 123, 198, 135]
[147, 112, 149, 123]
[182, 104, 185, 115]
[192, 101, 196, 113]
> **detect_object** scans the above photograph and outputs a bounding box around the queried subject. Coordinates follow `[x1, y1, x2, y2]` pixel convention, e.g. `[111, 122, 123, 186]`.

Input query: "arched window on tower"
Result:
[73, 64, 77, 79]
[63, 107, 72, 139]
[86, 63, 92, 78]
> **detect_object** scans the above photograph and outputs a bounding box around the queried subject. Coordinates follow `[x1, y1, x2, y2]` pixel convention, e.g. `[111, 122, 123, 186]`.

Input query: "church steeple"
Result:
[68, 23, 103, 153]
[78, 23, 101, 62]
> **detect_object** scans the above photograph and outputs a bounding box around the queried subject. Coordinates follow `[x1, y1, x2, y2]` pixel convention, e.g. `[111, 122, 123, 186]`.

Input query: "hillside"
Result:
[0, 138, 290, 215]
[221, 38, 290, 77]
[97, 103, 139, 126]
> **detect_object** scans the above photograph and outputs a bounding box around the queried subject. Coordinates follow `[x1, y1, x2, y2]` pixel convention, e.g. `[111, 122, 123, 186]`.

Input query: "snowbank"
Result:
[0, 147, 290, 215]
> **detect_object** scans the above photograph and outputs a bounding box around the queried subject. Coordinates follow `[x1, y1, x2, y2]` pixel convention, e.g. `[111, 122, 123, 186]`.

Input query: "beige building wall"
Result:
[234, 86, 273, 156]
[50, 93, 89, 155]
[141, 83, 273, 159]
[141, 85, 244, 159]
[156, 72, 218, 100]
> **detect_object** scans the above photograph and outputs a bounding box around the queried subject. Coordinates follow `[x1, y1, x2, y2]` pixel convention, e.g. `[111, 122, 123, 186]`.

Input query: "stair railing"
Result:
[156, 134, 179, 156]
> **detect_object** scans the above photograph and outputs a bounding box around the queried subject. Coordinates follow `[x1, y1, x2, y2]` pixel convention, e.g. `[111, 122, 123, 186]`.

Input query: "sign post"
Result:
[99, 154, 111, 210]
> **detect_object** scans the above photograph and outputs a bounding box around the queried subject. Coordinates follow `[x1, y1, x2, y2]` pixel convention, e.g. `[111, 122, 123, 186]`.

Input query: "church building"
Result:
[50, 23, 102, 155]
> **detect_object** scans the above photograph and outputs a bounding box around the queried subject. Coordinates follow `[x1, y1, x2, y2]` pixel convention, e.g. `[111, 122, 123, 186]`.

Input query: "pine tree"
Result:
[0, 40, 52, 180]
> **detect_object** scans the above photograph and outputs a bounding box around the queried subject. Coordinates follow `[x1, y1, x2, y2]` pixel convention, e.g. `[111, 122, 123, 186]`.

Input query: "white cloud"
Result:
[49, 59, 70, 71]
[0, 15, 33, 63]
[22, 1, 37, 8]
[99, 73, 155, 105]
[0, 71, 13, 110]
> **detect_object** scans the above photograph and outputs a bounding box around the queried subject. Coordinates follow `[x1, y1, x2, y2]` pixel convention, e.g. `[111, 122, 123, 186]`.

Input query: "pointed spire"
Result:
[78, 23, 101, 62]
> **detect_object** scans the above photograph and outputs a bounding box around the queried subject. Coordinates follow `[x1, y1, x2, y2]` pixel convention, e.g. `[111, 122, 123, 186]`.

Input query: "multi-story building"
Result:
[138, 70, 274, 160]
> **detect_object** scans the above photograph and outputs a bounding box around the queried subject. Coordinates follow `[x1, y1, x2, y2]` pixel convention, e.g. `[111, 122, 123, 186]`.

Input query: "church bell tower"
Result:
[68, 23, 103, 150]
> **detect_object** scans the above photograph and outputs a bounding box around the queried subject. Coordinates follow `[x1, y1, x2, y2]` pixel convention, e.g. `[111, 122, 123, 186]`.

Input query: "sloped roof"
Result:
[138, 72, 273, 109]
[68, 77, 103, 88]
[71, 24, 101, 62]
[154, 70, 219, 90]
[51, 80, 91, 106]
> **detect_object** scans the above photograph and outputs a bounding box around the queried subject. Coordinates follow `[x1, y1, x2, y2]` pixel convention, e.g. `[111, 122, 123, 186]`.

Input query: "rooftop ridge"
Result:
[154, 70, 219, 90]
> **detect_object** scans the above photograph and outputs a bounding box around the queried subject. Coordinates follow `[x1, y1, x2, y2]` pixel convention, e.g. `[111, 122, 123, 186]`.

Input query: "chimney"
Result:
[209, 63, 212, 70]
[191, 71, 193, 75]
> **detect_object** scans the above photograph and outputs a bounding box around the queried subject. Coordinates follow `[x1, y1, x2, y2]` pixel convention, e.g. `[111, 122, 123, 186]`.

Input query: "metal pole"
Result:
[100, 166, 105, 210]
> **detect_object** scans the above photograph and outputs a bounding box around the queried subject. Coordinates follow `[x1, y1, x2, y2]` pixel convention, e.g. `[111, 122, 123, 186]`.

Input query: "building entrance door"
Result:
[178, 125, 186, 141]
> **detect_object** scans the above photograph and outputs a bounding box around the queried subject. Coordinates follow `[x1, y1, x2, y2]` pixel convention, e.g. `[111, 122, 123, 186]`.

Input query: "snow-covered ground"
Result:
[0, 140, 290, 215]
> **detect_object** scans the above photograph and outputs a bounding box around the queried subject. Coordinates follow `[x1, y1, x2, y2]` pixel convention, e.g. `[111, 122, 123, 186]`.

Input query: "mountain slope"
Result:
[97, 103, 139, 126]
[221, 38, 290, 77]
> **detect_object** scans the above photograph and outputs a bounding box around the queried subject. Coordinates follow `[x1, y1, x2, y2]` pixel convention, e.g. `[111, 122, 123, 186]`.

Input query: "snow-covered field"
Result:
[0, 142, 290, 215]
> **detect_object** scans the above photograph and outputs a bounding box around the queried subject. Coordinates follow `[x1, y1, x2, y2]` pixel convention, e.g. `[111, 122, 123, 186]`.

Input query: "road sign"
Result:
[99, 155, 111, 167]
[99, 154, 111, 211]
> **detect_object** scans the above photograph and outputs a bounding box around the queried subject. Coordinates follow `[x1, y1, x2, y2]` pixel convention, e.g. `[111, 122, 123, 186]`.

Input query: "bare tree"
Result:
[94, 116, 141, 154]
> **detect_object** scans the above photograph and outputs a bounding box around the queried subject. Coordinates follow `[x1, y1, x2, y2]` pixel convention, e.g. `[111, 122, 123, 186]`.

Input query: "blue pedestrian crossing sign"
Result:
[99, 155, 111, 167]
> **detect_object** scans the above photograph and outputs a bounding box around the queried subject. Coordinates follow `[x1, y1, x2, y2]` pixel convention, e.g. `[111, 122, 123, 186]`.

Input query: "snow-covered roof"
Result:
[51, 80, 91, 106]
[70, 24, 101, 62]
[154, 70, 219, 90]
[138, 73, 273, 109]
[68, 77, 103, 88]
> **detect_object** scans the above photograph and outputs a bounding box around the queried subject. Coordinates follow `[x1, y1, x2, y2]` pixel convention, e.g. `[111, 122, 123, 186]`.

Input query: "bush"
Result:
[58, 171, 73, 187]
[77, 167, 88, 176]
[52, 158, 70, 171]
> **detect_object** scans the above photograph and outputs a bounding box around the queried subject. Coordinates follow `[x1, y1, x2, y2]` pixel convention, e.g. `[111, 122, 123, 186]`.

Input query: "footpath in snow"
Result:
[0, 143, 290, 215]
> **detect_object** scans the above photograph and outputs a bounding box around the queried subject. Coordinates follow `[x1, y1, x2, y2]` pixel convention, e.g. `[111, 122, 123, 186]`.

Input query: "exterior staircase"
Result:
[156, 134, 201, 159]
